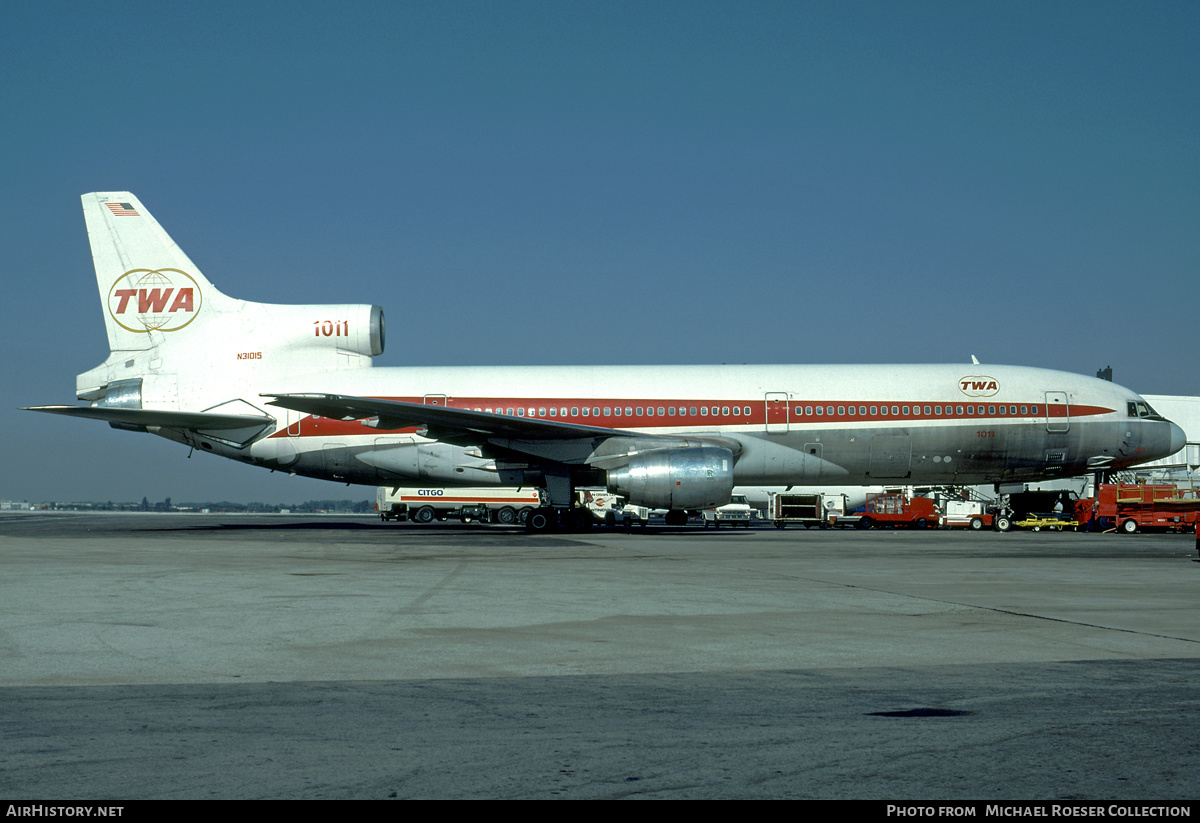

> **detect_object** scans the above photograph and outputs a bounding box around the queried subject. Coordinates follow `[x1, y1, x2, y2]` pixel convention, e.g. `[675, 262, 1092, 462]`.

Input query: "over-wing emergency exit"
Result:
[26, 193, 1186, 530]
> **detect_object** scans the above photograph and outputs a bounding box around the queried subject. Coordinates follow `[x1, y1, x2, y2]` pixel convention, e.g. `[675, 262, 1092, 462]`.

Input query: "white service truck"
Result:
[577, 489, 651, 526]
[702, 494, 753, 527]
[938, 498, 996, 530]
[767, 491, 850, 528]
[377, 486, 542, 525]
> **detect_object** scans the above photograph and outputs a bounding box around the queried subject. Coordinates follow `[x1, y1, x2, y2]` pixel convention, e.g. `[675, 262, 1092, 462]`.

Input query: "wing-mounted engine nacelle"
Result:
[606, 445, 734, 510]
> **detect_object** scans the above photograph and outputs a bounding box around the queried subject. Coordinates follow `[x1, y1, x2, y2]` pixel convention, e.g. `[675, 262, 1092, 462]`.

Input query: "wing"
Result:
[262, 393, 743, 466]
[262, 393, 638, 441]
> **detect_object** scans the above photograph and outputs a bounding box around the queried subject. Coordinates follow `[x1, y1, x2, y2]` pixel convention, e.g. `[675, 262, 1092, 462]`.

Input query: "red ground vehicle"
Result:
[857, 493, 939, 529]
[1074, 483, 1200, 534]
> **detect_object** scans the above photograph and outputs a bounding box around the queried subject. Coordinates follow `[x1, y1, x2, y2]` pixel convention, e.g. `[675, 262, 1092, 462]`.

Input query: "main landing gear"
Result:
[664, 510, 689, 527]
[525, 506, 594, 533]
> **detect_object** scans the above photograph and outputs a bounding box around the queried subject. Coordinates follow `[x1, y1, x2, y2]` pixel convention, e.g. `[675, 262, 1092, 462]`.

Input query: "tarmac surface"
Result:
[2, 511, 1199, 799]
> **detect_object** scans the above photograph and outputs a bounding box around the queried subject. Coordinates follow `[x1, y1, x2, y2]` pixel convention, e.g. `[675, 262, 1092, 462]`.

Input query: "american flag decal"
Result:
[105, 202, 139, 216]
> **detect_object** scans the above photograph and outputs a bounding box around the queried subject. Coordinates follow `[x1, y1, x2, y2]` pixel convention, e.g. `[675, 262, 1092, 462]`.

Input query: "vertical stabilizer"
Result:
[82, 192, 234, 352]
[74, 192, 381, 406]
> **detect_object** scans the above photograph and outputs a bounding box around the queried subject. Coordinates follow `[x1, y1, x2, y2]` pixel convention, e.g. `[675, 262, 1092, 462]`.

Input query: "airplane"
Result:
[27, 192, 1187, 531]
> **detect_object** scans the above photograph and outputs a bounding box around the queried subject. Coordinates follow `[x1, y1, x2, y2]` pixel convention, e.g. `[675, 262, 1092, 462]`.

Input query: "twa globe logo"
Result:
[107, 268, 203, 333]
[959, 375, 1000, 397]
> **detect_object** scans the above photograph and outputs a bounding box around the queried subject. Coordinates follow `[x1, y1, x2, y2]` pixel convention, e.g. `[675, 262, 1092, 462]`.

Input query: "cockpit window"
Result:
[1128, 400, 1165, 420]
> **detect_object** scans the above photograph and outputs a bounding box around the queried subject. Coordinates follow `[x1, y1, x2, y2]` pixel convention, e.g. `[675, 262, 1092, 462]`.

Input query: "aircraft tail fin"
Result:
[72, 192, 383, 407]
[82, 192, 236, 353]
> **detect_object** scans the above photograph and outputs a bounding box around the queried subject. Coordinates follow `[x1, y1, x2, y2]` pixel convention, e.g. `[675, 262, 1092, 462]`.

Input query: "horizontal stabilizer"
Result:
[25, 405, 271, 429]
[25, 406, 274, 447]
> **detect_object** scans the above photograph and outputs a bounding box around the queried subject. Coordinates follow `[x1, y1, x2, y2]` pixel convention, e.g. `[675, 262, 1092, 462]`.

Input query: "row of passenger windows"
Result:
[453, 403, 1043, 419]
[472, 405, 756, 419]
[794, 404, 1038, 416]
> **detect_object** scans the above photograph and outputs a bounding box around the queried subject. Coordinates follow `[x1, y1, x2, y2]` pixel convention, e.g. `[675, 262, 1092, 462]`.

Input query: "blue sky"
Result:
[2, 1, 1197, 504]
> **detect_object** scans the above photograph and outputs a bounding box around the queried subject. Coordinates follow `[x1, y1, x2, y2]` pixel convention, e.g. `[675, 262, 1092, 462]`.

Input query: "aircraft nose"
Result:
[1169, 421, 1186, 456]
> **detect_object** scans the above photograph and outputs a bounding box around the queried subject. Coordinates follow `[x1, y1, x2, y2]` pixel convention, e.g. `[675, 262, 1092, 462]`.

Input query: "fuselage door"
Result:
[1045, 391, 1070, 433]
[765, 393, 789, 434]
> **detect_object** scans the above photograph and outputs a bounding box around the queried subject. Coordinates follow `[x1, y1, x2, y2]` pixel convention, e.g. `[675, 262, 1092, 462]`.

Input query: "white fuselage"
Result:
[164, 361, 1180, 491]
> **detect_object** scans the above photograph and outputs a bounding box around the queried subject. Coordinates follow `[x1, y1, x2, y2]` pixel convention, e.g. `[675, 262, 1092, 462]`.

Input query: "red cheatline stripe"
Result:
[266, 397, 1115, 438]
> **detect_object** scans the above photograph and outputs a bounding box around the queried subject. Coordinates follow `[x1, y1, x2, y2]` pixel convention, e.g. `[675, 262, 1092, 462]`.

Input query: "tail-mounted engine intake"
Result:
[606, 445, 734, 510]
[287, 303, 385, 357]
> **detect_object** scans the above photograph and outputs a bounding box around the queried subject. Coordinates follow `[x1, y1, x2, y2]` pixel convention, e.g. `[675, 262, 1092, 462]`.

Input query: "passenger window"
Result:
[732, 406, 740, 416]
[701, 407, 708, 416]
[902, 406, 909, 415]
[658, 407, 665, 416]
[690, 407, 697, 415]
[581, 407, 589, 417]
[548, 408, 556, 417]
